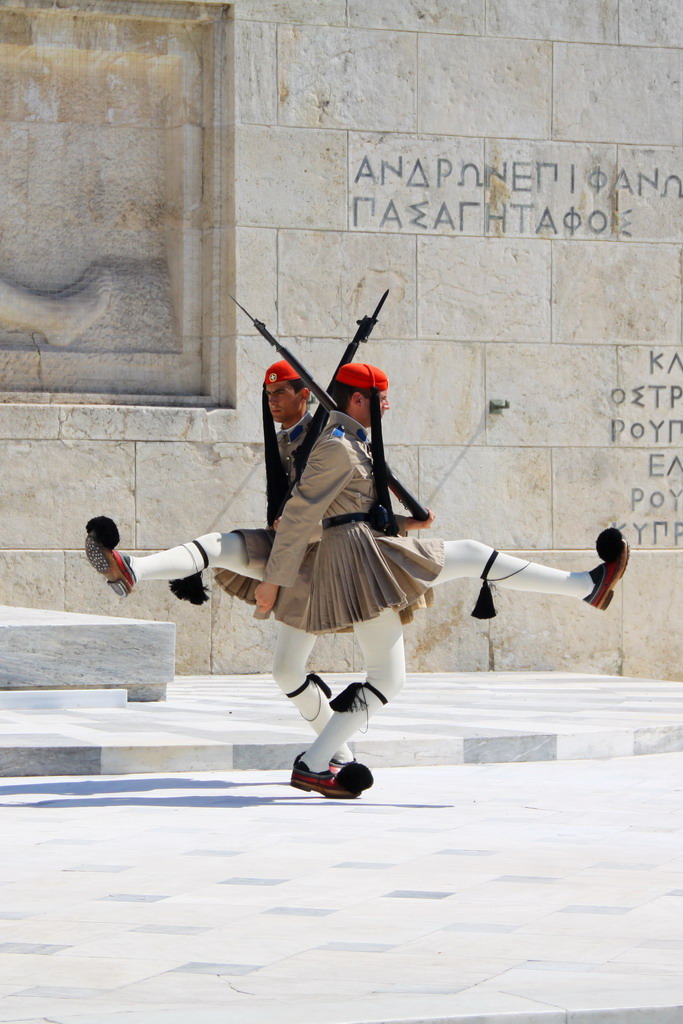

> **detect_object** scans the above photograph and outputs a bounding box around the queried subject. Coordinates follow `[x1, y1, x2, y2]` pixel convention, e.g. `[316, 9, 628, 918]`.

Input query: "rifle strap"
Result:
[291, 404, 329, 484]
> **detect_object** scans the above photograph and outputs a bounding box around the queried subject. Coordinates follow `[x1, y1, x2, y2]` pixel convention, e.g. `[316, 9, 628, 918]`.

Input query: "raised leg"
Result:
[435, 539, 594, 597]
[85, 516, 263, 597]
[130, 533, 260, 582]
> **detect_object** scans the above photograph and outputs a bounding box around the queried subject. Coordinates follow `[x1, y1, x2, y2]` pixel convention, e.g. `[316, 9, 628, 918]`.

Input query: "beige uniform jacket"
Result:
[263, 411, 443, 634]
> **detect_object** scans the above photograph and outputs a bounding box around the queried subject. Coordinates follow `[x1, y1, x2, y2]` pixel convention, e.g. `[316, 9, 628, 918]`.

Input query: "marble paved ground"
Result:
[2, 672, 683, 775]
[1, 755, 683, 1024]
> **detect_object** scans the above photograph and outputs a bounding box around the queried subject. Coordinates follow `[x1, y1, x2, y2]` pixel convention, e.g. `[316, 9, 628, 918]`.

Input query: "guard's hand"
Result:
[255, 581, 279, 613]
[272, 517, 281, 531]
[404, 509, 436, 531]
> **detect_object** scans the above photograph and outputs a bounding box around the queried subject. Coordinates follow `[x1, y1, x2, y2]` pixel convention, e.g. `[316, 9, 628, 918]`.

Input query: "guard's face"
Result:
[265, 382, 309, 428]
[349, 390, 390, 429]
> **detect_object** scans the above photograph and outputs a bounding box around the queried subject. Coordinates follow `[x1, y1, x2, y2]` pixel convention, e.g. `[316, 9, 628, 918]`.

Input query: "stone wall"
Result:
[0, 0, 682, 680]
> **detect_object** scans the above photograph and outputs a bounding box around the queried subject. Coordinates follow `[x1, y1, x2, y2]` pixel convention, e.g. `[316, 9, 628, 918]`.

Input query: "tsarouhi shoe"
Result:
[85, 516, 136, 598]
[329, 755, 357, 774]
[584, 527, 630, 611]
[293, 752, 358, 777]
[291, 758, 373, 799]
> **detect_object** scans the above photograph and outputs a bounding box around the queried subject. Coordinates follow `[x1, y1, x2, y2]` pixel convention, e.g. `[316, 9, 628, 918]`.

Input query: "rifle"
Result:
[290, 289, 389, 482]
[231, 295, 430, 521]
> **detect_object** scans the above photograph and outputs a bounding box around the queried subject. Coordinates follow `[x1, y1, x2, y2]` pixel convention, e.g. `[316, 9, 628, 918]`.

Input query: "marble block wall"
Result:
[0, 0, 682, 680]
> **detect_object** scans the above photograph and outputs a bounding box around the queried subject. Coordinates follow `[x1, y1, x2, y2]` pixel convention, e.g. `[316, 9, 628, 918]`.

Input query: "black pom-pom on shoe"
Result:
[336, 762, 373, 796]
[85, 516, 120, 550]
[595, 527, 624, 563]
[169, 572, 210, 605]
[84, 517, 134, 597]
[585, 529, 629, 610]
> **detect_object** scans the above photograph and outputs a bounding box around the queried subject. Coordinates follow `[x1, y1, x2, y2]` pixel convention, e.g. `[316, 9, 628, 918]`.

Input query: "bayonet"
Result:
[230, 295, 335, 410]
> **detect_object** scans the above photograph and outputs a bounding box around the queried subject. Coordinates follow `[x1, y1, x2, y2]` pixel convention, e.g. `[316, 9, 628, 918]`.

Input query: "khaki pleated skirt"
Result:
[213, 528, 273, 606]
[213, 528, 318, 632]
[307, 521, 444, 634]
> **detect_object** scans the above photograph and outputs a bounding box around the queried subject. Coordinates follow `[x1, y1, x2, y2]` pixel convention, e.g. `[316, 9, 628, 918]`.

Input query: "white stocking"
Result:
[301, 609, 405, 773]
[272, 624, 353, 763]
[129, 532, 263, 583]
[436, 539, 594, 599]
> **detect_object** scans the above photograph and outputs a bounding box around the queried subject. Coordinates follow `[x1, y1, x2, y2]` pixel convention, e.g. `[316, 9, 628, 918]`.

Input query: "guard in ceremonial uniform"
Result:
[84, 360, 354, 767]
[254, 363, 630, 800]
[213, 359, 317, 618]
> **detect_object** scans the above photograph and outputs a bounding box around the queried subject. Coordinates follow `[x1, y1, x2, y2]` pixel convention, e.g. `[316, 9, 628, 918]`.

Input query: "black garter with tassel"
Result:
[170, 539, 210, 605]
[286, 673, 332, 701]
[305, 672, 332, 699]
[330, 681, 388, 713]
[169, 573, 210, 605]
[471, 549, 499, 620]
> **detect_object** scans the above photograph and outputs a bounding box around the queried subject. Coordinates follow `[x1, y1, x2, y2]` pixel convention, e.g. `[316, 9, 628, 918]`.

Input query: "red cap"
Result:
[264, 360, 301, 385]
[335, 362, 389, 391]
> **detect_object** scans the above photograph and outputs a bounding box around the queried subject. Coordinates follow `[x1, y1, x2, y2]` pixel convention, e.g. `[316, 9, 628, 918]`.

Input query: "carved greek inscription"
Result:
[350, 145, 682, 239]
[610, 349, 683, 545]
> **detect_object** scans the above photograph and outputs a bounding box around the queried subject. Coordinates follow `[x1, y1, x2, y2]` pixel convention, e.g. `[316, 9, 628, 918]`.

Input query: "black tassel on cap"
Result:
[369, 387, 398, 536]
[263, 387, 289, 528]
[86, 516, 120, 550]
[595, 527, 623, 563]
[471, 549, 500, 620]
[169, 573, 210, 605]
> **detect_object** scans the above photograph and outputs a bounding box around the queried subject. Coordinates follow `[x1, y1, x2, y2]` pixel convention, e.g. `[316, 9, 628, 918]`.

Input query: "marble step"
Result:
[3, 671, 683, 777]
[0, 689, 127, 709]
[0, 605, 174, 702]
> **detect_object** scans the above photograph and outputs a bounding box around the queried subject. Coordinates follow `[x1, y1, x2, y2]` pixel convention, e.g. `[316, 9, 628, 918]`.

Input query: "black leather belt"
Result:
[322, 512, 372, 530]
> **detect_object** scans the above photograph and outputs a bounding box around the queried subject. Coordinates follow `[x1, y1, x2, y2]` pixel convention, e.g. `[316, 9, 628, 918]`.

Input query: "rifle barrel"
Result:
[386, 467, 430, 521]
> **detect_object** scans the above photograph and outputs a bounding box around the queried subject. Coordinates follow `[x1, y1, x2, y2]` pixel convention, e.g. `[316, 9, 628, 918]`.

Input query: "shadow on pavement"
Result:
[0, 775, 452, 810]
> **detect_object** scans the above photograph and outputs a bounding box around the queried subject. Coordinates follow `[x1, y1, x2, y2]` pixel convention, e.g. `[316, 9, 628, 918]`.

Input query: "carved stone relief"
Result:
[0, 1, 229, 405]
